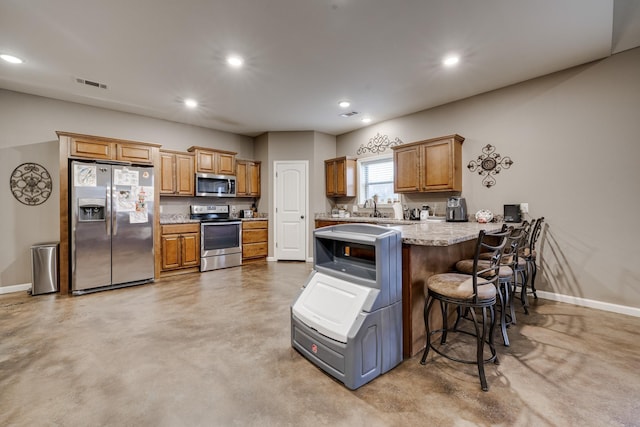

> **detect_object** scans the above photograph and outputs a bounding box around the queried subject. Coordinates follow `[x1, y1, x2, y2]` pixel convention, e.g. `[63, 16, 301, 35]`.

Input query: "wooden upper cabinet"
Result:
[248, 162, 260, 197]
[175, 153, 194, 195]
[393, 134, 464, 193]
[61, 132, 158, 165]
[236, 160, 261, 197]
[217, 152, 236, 175]
[393, 145, 421, 192]
[196, 150, 215, 173]
[69, 137, 114, 160]
[325, 156, 356, 197]
[325, 161, 337, 195]
[160, 150, 194, 196]
[236, 161, 248, 195]
[160, 152, 176, 194]
[116, 143, 154, 164]
[188, 146, 237, 175]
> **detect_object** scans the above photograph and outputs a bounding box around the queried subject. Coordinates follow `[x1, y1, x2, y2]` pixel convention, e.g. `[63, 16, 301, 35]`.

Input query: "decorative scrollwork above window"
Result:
[467, 144, 513, 188]
[356, 133, 403, 155]
[10, 162, 53, 206]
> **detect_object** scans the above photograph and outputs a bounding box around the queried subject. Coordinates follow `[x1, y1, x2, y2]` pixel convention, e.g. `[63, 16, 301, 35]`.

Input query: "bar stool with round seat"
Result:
[420, 228, 510, 392]
[456, 223, 529, 346]
[520, 217, 545, 309]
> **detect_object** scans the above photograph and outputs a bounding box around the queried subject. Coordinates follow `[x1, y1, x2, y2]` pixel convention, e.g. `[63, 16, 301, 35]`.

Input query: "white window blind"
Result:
[358, 156, 397, 204]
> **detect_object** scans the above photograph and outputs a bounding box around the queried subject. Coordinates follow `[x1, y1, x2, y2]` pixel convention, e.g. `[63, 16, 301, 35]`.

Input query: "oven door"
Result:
[201, 221, 242, 257]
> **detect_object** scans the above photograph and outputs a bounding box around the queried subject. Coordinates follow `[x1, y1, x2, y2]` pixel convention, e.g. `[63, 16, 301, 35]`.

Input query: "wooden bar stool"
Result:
[420, 228, 509, 392]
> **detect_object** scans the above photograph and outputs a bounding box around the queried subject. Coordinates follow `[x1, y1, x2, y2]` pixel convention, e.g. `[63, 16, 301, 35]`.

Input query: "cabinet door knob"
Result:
[300, 215, 305, 219]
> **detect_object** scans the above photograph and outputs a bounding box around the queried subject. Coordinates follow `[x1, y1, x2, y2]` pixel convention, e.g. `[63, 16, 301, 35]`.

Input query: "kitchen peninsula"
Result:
[315, 217, 504, 358]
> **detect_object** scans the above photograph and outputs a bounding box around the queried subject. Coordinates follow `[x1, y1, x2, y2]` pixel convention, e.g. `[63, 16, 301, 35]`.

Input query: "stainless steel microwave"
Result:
[195, 173, 236, 197]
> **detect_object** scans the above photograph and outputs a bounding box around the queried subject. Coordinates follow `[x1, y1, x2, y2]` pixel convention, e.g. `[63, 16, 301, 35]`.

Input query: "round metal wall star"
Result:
[467, 144, 513, 188]
[10, 162, 53, 205]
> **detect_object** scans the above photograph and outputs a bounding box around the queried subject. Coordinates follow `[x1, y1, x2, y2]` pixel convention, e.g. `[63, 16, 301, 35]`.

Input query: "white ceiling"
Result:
[1, 0, 639, 137]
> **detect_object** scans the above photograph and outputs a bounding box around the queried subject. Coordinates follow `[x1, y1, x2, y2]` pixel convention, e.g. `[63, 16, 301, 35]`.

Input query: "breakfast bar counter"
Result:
[316, 218, 504, 358]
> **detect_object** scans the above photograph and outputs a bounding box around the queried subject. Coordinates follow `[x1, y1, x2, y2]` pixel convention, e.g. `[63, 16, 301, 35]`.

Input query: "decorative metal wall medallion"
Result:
[467, 144, 513, 188]
[356, 133, 403, 155]
[10, 162, 53, 205]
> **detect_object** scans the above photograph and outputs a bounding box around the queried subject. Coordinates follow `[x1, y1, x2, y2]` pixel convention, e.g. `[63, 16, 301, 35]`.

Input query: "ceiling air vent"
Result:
[75, 77, 108, 90]
[339, 111, 359, 118]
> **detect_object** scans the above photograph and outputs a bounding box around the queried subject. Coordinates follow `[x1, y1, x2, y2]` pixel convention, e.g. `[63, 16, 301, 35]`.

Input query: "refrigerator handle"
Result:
[106, 185, 112, 236]
[111, 187, 118, 236]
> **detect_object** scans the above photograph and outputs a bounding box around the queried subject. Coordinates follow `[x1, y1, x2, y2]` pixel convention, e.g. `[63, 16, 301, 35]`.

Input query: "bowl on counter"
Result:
[475, 210, 493, 223]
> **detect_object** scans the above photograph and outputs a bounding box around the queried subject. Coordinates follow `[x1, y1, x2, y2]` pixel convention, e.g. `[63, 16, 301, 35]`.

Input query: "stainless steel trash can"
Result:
[31, 243, 59, 295]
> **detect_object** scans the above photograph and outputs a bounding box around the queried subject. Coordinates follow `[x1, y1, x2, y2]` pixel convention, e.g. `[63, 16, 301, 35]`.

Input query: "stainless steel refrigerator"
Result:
[70, 160, 155, 294]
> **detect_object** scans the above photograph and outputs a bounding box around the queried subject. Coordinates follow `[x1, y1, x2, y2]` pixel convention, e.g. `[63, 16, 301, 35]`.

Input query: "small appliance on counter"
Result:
[446, 196, 468, 222]
[504, 204, 522, 223]
[391, 202, 403, 220]
[420, 205, 430, 221]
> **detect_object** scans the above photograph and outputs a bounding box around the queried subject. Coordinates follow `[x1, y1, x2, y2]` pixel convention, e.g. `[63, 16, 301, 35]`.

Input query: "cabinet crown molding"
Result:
[56, 131, 161, 147]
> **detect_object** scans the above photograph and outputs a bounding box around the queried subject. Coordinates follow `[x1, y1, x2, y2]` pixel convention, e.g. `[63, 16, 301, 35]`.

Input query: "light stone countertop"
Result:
[159, 214, 199, 224]
[315, 215, 505, 246]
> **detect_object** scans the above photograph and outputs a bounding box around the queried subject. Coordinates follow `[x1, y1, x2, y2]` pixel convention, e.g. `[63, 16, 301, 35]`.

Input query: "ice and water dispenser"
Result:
[291, 224, 403, 390]
[78, 198, 105, 222]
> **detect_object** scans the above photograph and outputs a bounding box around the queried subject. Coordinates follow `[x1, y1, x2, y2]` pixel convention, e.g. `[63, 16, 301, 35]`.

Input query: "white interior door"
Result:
[274, 161, 307, 261]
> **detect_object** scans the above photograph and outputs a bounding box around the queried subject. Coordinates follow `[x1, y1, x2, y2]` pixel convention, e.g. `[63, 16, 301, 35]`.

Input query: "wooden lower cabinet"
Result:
[242, 220, 268, 262]
[161, 223, 200, 274]
[315, 220, 348, 228]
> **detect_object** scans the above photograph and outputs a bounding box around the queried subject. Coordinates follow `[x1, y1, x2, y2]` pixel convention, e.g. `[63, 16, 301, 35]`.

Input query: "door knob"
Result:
[300, 215, 305, 219]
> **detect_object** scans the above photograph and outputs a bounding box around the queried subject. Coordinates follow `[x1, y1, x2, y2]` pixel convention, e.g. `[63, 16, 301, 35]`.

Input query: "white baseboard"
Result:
[0, 283, 32, 295]
[537, 291, 640, 318]
[266, 257, 313, 263]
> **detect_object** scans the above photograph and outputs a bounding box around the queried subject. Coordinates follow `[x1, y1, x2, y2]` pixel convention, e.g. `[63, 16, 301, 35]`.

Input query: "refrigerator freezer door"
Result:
[111, 165, 154, 285]
[71, 162, 112, 291]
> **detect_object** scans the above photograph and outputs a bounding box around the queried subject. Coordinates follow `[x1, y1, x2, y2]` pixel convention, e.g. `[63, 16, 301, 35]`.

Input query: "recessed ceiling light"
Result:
[361, 117, 372, 123]
[184, 99, 198, 108]
[443, 55, 460, 67]
[1, 54, 24, 64]
[226, 55, 244, 68]
[338, 100, 351, 108]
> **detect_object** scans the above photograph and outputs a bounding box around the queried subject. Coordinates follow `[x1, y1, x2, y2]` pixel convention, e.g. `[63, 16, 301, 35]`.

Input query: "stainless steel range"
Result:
[190, 205, 242, 271]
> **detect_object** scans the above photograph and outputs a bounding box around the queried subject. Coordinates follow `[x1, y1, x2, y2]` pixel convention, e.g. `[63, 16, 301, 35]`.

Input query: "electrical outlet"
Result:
[521, 203, 529, 214]
[231, 205, 237, 214]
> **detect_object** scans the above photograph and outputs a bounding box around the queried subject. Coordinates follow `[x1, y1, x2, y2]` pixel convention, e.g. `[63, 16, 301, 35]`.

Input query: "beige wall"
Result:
[337, 47, 640, 308]
[1, 141, 59, 287]
[0, 90, 253, 288]
[255, 131, 336, 259]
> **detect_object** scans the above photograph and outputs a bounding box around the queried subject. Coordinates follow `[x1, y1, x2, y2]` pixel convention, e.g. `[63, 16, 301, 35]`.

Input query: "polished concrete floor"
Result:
[1, 261, 639, 426]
